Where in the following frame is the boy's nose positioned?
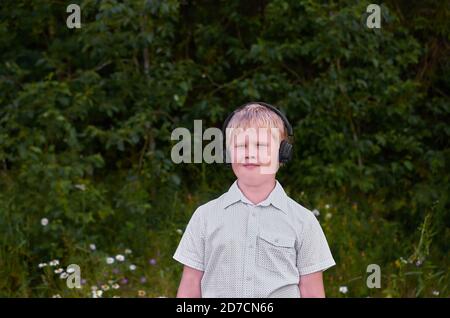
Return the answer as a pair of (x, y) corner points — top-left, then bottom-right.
(245, 147), (258, 162)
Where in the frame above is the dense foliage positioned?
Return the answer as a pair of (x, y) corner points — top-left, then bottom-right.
(0, 0), (448, 297)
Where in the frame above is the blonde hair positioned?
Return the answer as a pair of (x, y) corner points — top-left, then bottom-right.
(225, 103), (288, 141)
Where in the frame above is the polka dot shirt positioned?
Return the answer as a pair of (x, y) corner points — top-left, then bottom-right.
(173, 180), (336, 297)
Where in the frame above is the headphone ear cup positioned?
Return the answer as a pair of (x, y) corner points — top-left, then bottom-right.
(279, 140), (293, 163)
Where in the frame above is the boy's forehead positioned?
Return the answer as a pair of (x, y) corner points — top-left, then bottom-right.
(228, 127), (281, 141)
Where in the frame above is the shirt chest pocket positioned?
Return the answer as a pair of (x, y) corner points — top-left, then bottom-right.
(256, 230), (297, 274)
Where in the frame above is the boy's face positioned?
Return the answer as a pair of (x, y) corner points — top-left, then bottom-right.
(228, 127), (281, 185)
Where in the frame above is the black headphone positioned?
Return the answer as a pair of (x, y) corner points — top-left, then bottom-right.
(222, 101), (294, 164)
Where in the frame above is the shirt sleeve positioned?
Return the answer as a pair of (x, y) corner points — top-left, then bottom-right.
(296, 212), (336, 276)
(173, 207), (205, 271)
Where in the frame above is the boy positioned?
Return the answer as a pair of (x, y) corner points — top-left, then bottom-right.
(173, 102), (335, 298)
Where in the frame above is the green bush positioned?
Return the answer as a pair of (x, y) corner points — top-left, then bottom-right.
(0, 0), (448, 297)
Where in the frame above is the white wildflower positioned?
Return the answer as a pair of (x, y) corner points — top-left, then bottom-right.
(339, 286), (348, 294)
(312, 209), (320, 217)
(101, 284), (110, 291)
(129, 264), (136, 271)
(74, 184), (86, 191)
(60, 272), (69, 279)
(115, 254), (125, 262)
(89, 244), (96, 251)
(92, 290), (103, 298)
(49, 260), (59, 266)
(106, 257), (114, 264)
(41, 218), (49, 226)
(54, 268), (64, 274)
(38, 263), (47, 268)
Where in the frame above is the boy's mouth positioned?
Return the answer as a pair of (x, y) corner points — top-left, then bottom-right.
(242, 163), (260, 168)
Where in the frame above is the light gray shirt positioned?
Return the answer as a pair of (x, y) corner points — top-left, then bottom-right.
(173, 180), (336, 298)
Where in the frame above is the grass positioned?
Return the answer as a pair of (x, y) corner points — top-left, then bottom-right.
(0, 172), (448, 298)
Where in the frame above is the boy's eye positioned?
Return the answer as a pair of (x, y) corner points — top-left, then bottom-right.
(235, 144), (267, 148)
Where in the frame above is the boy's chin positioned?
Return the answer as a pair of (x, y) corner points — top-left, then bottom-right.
(243, 163), (278, 173)
(233, 166), (277, 183)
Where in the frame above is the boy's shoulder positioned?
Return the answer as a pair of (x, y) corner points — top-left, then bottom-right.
(285, 195), (320, 223)
(192, 192), (229, 217)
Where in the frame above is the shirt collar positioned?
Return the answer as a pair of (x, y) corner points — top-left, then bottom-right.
(221, 180), (288, 214)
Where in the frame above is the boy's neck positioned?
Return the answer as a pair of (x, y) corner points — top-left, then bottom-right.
(236, 178), (276, 205)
